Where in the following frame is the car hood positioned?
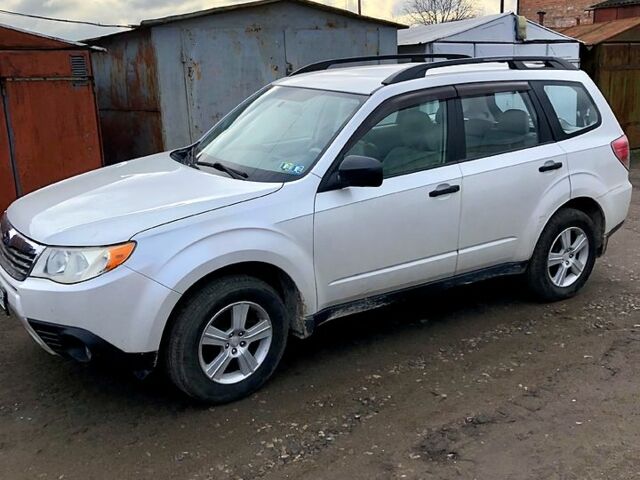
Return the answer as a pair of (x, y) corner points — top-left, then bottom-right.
(7, 152), (282, 246)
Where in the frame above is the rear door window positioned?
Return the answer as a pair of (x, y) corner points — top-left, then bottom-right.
(460, 90), (541, 160)
(543, 83), (600, 136)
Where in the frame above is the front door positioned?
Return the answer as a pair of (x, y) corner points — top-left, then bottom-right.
(314, 89), (462, 310)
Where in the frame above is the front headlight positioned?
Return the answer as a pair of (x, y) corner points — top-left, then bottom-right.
(31, 242), (136, 284)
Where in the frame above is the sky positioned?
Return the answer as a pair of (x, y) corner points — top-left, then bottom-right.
(0, 0), (518, 41)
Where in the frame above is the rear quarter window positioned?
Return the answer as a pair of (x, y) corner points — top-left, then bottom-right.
(543, 83), (600, 136)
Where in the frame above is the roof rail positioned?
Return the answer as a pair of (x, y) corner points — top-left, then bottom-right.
(289, 53), (471, 76)
(382, 56), (577, 85)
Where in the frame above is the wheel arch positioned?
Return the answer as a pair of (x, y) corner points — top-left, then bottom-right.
(555, 197), (606, 253)
(160, 261), (313, 356)
(526, 196), (606, 263)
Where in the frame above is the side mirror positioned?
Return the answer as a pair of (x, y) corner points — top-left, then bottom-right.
(338, 155), (383, 188)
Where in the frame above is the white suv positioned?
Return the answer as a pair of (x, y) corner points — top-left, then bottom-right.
(0, 55), (632, 403)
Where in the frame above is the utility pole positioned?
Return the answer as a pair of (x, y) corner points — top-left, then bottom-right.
(358, 0), (362, 15)
(500, 0), (505, 13)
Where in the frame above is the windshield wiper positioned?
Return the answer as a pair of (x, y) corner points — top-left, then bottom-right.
(196, 161), (248, 180)
(178, 144), (248, 180)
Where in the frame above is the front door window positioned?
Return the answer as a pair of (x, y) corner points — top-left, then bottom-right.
(344, 99), (448, 178)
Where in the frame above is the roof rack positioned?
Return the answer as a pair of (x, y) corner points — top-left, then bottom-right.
(289, 53), (471, 76)
(382, 56), (577, 85)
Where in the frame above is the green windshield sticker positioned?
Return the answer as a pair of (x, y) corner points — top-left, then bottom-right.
(280, 162), (305, 175)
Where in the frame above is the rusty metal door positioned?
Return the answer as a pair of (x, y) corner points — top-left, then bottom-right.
(181, 27), (287, 142)
(0, 88), (16, 211)
(1, 78), (103, 197)
(282, 27), (381, 71)
(0, 47), (103, 212)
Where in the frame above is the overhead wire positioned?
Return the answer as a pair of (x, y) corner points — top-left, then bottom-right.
(0, 9), (134, 28)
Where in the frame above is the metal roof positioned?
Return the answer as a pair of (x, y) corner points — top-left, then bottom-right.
(558, 17), (640, 44)
(590, 0), (640, 9)
(398, 13), (576, 46)
(140, 0), (406, 29)
(0, 22), (103, 50)
(399, 14), (508, 45)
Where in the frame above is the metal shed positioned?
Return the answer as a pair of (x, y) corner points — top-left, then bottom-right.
(398, 13), (580, 64)
(0, 24), (103, 212)
(88, 0), (404, 164)
(559, 17), (640, 147)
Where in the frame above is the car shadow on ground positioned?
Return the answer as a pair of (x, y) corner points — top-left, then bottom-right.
(288, 275), (529, 356)
(45, 275), (531, 410)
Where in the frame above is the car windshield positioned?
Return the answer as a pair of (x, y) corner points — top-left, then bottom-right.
(192, 86), (366, 182)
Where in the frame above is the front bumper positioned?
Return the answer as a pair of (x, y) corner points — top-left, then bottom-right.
(0, 263), (181, 358)
(28, 319), (157, 376)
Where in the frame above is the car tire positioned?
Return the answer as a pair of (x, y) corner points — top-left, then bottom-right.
(526, 208), (597, 302)
(164, 275), (289, 403)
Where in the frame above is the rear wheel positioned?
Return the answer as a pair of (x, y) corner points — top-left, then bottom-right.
(526, 208), (597, 302)
(164, 275), (289, 403)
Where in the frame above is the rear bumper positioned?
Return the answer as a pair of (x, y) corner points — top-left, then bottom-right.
(599, 181), (632, 234)
(597, 181), (632, 256)
(599, 220), (625, 256)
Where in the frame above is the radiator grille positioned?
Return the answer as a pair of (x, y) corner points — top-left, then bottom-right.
(0, 214), (42, 281)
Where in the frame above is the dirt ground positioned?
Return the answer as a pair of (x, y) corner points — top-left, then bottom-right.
(1, 164), (639, 480)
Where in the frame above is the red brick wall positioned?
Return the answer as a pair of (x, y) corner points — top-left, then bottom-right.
(594, 6), (640, 22)
(519, 0), (594, 28)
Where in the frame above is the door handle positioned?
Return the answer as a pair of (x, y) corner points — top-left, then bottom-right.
(429, 184), (460, 197)
(539, 161), (563, 173)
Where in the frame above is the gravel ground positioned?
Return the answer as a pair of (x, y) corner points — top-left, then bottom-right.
(0, 162), (639, 480)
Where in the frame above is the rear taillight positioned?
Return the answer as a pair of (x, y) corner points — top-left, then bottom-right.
(612, 134), (630, 170)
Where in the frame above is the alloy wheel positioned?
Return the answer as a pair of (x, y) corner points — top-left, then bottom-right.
(547, 227), (590, 288)
(198, 301), (273, 385)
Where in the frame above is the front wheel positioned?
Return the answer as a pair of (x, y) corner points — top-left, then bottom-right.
(164, 275), (289, 403)
(526, 208), (597, 302)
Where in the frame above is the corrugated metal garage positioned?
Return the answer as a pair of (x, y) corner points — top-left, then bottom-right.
(398, 13), (580, 64)
(88, 0), (404, 164)
(0, 24), (103, 213)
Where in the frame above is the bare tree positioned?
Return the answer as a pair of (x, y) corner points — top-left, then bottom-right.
(403, 0), (477, 25)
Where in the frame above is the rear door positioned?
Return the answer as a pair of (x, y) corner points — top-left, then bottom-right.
(455, 82), (571, 274)
(533, 80), (631, 234)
